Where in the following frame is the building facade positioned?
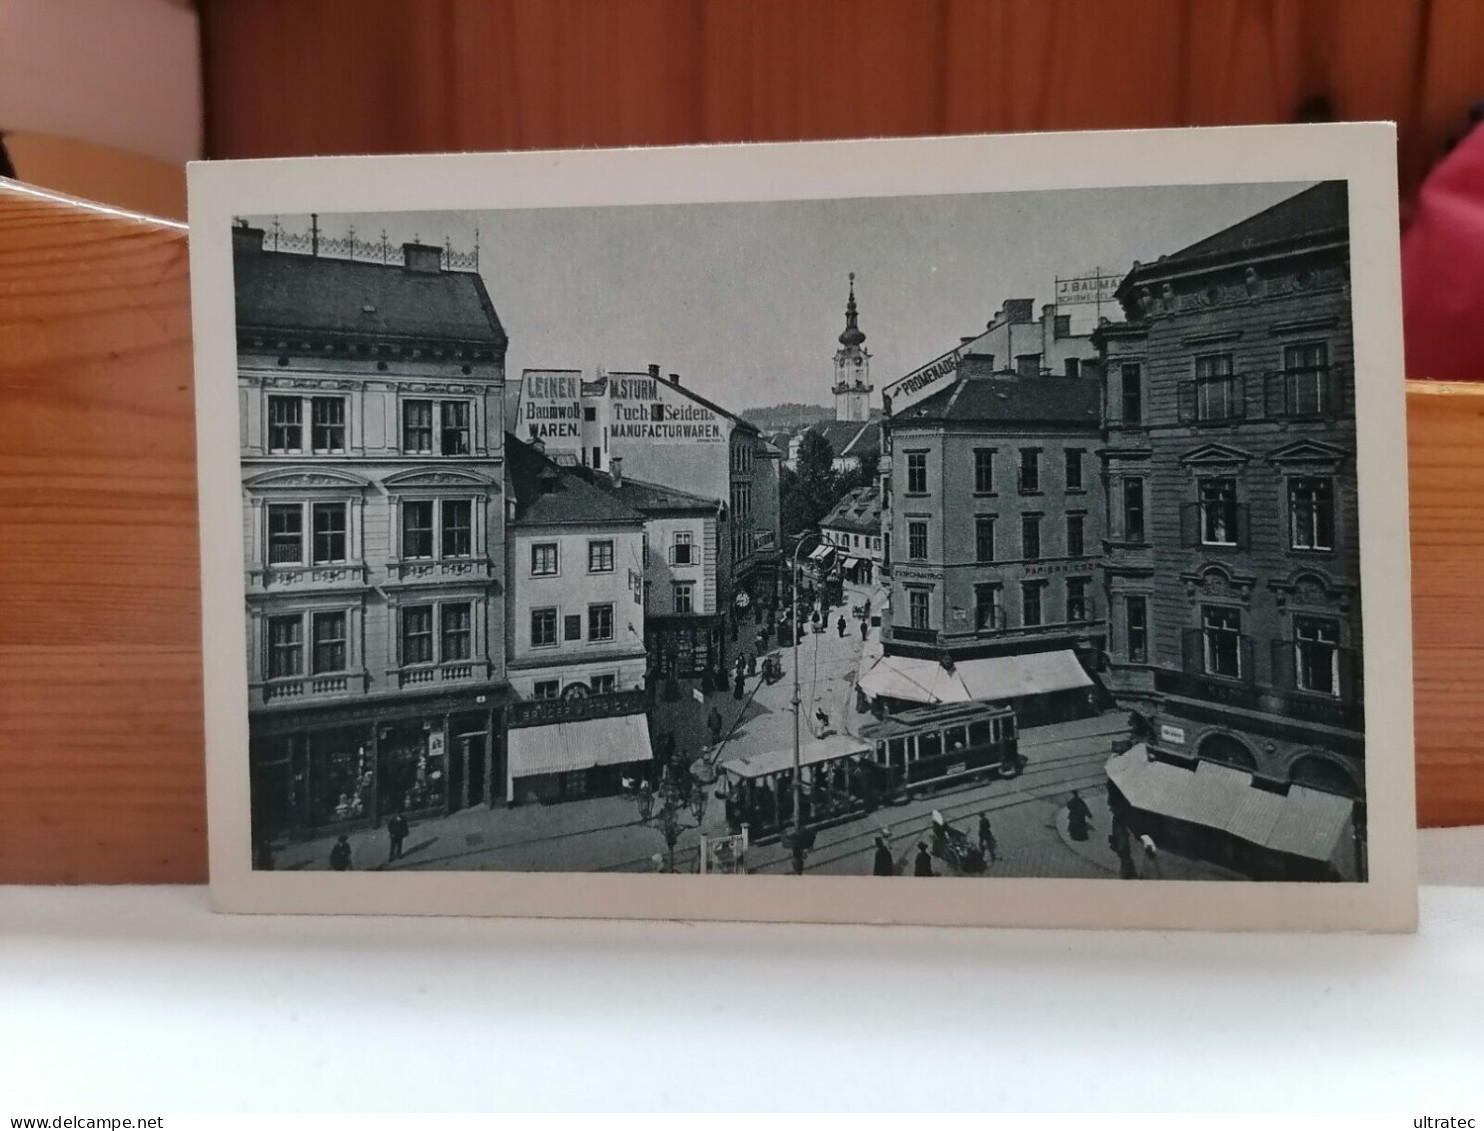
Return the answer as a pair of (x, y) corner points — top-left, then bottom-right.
(881, 373), (1106, 674)
(236, 224), (510, 839)
(820, 485), (884, 585)
(1095, 182), (1363, 824)
(573, 460), (725, 678)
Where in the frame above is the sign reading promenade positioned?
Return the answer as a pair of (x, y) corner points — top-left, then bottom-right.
(883, 347), (962, 414)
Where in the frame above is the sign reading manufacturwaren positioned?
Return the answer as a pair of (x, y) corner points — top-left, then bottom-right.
(521, 371), (583, 441)
(1055, 273), (1123, 306)
(609, 374), (724, 442)
(883, 347), (962, 412)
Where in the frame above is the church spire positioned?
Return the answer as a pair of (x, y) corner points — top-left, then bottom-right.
(839, 272), (866, 348)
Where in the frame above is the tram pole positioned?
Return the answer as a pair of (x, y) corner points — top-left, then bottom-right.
(790, 531), (820, 876)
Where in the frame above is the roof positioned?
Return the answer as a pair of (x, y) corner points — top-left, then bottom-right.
(1107, 745), (1354, 866)
(807, 419), (882, 459)
(569, 465), (720, 515)
(721, 734), (869, 781)
(1122, 182), (1348, 292)
(234, 244), (506, 347)
(509, 713), (652, 778)
(856, 655), (971, 706)
(607, 371), (760, 436)
(821, 485), (883, 534)
(892, 376), (1101, 426)
(505, 433), (646, 528)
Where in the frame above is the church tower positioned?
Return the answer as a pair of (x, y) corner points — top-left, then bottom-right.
(832, 273), (872, 422)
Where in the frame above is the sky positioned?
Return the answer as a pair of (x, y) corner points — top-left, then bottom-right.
(248, 181), (1308, 411)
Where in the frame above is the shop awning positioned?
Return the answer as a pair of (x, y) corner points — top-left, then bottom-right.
(841, 556), (862, 569)
(508, 713), (653, 780)
(856, 655), (971, 705)
(955, 649), (1092, 701)
(808, 544), (836, 562)
(721, 734), (870, 781)
(1107, 745), (1354, 865)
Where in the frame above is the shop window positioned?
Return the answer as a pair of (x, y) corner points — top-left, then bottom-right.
(533, 680), (560, 700)
(591, 674), (618, 695)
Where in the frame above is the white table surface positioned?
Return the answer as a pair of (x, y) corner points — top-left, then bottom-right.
(3, 827), (1483, 1114)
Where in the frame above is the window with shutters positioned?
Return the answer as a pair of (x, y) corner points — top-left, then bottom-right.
(1289, 477), (1335, 551)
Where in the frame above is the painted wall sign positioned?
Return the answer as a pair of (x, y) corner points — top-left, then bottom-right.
(883, 347), (962, 409)
(1159, 724), (1187, 746)
(1055, 274), (1122, 306)
(609, 376), (724, 442)
(520, 371), (583, 441)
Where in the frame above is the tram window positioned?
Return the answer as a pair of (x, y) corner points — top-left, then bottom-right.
(906, 738), (918, 763)
(968, 719), (992, 746)
(889, 738), (906, 767)
(946, 726), (968, 751)
(919, 731), (943, 761)
(876, 741), (887, 765)
(1003, 717), (1016, 740)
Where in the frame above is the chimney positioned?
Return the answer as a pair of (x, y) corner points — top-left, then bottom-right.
(610, 456), (623, 487)
(403, 242), (443, 274)
(232, 220), (265, 256)
(647, 363), (660, 380)
(1053, 314), (1072, 339)
(669, 373), (681, 386)
(1042, 303), (1056, 325)
(1004, 298), (1035, 324)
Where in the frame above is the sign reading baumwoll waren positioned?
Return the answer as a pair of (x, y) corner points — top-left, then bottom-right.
(608, 373), (724, 443)
(520, 370), (584, 441)
(1055, 273), (1123, 306)
(882, 347), (962, 413)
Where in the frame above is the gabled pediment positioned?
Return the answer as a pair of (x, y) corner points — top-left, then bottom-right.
(244, 468), (371, 491)
(1267, 439), (1349, 468)
(1179, 442), (1253, 467)
(383, 467), (495, 489)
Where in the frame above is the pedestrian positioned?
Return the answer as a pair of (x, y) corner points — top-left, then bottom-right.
(1140, 832), (1162, 879)
(872, 836), (894, 877)
(860, 618), (869, 641)
(1066, 789), (1093, 843)
(329, 835), (352, 872)
(836, 615), (846, 637)
(732, 669), (745, 700)
(977, 812), (999, 863)
(387, 812), (409, 862)
(913, 841), (935, 877)
(747, 652), (758, 677)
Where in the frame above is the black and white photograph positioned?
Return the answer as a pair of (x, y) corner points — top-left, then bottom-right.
(189, 128), (1416, 927)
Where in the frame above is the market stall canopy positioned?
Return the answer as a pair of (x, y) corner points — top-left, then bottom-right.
(856, 655), (971, 705)
(721, 734), (869, 781)
(1107, 745), (1354, 866)
(508, 713), (653, 779)
(955, 650), (1092, 701)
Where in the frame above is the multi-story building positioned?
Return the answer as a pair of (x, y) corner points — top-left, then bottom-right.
(1095, 181), (1363, 878)
(879, 370), (1106, 718)
(510, 363), (783, 641)
(819, 485), (884, 586)
(235, 224), (510, 838)
(502, 434), (652, 803)
(573, 458), (725, 678)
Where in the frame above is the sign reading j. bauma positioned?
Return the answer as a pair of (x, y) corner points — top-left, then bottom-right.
(1055, 273), (1122, 306)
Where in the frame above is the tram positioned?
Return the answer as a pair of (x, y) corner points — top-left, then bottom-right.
(858, 701), (1022, 799)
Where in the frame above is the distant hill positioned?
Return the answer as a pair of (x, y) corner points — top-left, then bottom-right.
(738, 402), (835, 430)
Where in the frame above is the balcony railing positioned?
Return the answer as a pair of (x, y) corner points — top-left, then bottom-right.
(261, 671), (367, 703)
(390, 557), (491, 582)
(258, 561), (368, 588)
(1154, 638), (1363, 730)
(1270, 638), (1360, 703)
(395, 661), (483, 689)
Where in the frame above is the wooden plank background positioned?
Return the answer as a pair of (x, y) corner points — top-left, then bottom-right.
(197, 0), (1484, 203)
(4, 0), (1484, 882)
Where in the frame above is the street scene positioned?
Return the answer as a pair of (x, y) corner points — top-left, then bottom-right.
(238, 180), (1366, 884)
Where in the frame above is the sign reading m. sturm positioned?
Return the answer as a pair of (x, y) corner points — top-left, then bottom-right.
(609, 375), (723, 442)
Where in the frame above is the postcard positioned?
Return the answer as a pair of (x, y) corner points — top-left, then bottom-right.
(188, 125), (1415, 929)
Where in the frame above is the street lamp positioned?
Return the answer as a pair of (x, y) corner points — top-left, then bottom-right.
(789, 530), (824, 875)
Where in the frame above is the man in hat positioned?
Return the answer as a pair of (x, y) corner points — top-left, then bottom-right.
(913, 841), (935, 877)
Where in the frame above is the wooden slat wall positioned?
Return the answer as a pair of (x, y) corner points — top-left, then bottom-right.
(199, 0), (1481, 201)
